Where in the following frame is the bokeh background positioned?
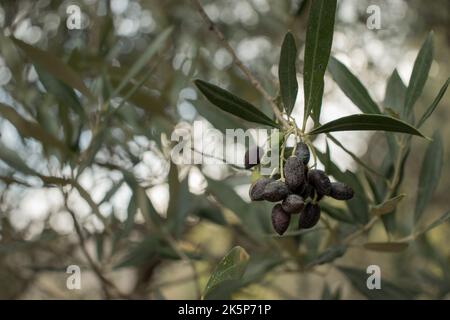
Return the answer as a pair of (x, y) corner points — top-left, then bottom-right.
(0, 0), (449, 299)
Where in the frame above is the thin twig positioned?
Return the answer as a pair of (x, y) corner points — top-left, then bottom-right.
(65, 197), (128, 299)
(190, 0), (290, 129)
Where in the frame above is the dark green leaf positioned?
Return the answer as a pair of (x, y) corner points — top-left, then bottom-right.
(384, 69), (406, 114)
(415, 131), (443, 222)
(320, 202), (354, 223)
(347, 194), (369, 224)
(404, 32), (434, 118)
(195, 80), (279, 128)
(328, 57), (380, 114)
(303, 0), (337, 123)
(279, 32), (298, 115)
(308, 114), (427, 138)
(307, 245), (347, 267)
(35, 65), (85, 119)
(363, 242), (409, 253)
(417, 77), (450, 127)
(167, 162), (194, 237)
(11, 37), (95, 100)
(203, 246), (250, 300)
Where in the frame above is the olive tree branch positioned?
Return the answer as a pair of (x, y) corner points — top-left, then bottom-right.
(190, 0), (290, 130)
(64, 195), (128, 299)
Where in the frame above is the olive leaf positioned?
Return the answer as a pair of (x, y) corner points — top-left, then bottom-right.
(303, 0), (337, 123)
(363, 242), (409, 253)
(420, 210), (450, 235)
(403, 32), (434, 118)
(35, 65), (85, 119)
(371, 194), (406, 216)
(415, 131), (443, 222)
(0, 142), (39, 176)
(308, 114), (427, 138)
(279, 32), (298, 115)
(0, 103), (70, 153)
(417, 77), (450, 128)
(195, 80), (279, 128)
(328, 56), (380, 114)
(112, 27), (173, 96)
(11, 37), (95, 101)
(203, 246), (250, 300)
(384, 69), (406, 115)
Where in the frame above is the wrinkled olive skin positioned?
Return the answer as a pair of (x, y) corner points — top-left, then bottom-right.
(263, 180), (289, 202)
(284, 156), (305, 192)
(295, 142), (310, 165)
(298, 203), (321, 229)
(300, 183), (315, 199)
(249, 178), (273, 201)
(329, 182), (354, 200)
(244, 146), (263, 169)
(281, 194), (305, 214)
(308, 169), (331, 196)
(272, 204), (291, 235)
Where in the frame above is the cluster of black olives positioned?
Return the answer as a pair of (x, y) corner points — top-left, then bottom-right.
(246, 142), (354, 235)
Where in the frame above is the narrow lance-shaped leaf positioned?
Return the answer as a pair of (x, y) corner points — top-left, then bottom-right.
(328, 56), (380, 114)
(371, 194), (406, 216)
(308, 114), (427, 138)
(203, 246), (250, 300)
(303, 0), (337, 123)
(113, 27), (173, 96)
(279, 32), (298, 115)
(0, 103), (70, 153)
(195, 80), (279, 128)
(420, 210), (450, 235)
(35, 65), (85, 119)
(0, 142), (39, 176)
(384, 69), (406, 115)
(415, 131), (443, 222)
(404, 32), (434, 118)
(11, 37), (95, 101)
(417, 77), (450, 128)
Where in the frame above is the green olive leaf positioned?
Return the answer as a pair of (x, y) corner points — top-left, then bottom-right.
(308, 114), (427, 138)
(195, 80), (279, 128)
(279, 32), (298, 115)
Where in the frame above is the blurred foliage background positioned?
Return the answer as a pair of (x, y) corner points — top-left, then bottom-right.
(0, 0), (449, 299)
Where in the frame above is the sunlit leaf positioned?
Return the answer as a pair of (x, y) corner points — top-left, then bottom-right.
(279, 32), (298, 115)
(308, 114), (427, 138)
(203, 246), (249, 300)
(303, 0), (337, 123)
(195, 80), (279, 128)
(328, 57), (380, 114)
(415, 131), (443, 222)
